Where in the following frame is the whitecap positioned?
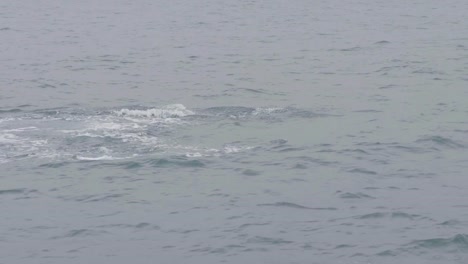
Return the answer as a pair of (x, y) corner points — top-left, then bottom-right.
(75, 155), (124, 161)
(223, 145), (253, 153)
(114, 104), (194, 119)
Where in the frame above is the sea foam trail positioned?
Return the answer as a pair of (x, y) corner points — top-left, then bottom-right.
(0, 104), (270, 164)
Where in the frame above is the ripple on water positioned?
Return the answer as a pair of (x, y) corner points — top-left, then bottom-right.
(83, 160), (144, 170)
(257, 202), (337, 210)
(384, 234), (468, 257)
(0, 188), (28, 195)
(57, 193), (126, 203)
(148, 157), (205, 168)
(438, 220), (462, 226)
(241, 169), (261, 176)
(246, 236), (294, 245)
(96, 223), (160, 231)
(0, 188), (38, 200)
(355, 212), (420, 220)
(199, 106), (329, 121)
(408, 234), (468, 250)
(39, 161), (71, 168)
(51, 229), (109, 239)
(338, 192), (375, 199)
(348, 168), (378, 175)
(0, 108), (22, 113)
(416, 135), (465, 149)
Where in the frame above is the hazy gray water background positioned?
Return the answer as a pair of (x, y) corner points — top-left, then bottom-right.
(1, 0), (468, 263)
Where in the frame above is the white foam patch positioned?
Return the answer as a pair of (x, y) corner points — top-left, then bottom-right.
(75, 155), (122, 161)
(75, 153), (139, 161)
(0, 133), (47, 147)
(114, 104), (194, 119)
(0, 131), (49, 162)
(61, 120), (141, 134)
(0, 133), (21, 144)
(222, 145), (254, 153)
(185, 152), (203, 158)
(0, 117), (16, 124)
(175, 144), (254, 158)
(0, 104), (260, 163)
(252, 107), (284, 115)
(64, 127), (160, 145)
(61, 116), (161, 144)
(86, 122), (125, 130)
(3, 126), (38, 132)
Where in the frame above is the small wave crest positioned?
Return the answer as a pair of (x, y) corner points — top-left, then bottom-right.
(75, 155), (130, 161)
(257, 202), (337, 210)
(380, 234), (468, 257)
(416, 135), (465, 149)
(409, 234), (468, 250)
(199, 106), (327, 121)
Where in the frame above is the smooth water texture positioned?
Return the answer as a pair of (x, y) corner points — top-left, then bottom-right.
(1, 0), (468, 263)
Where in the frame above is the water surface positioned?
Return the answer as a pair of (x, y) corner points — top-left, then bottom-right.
(1, 0), (468, 263)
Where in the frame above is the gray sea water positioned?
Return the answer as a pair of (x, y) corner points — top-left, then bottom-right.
(1, 0), (468, 263)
